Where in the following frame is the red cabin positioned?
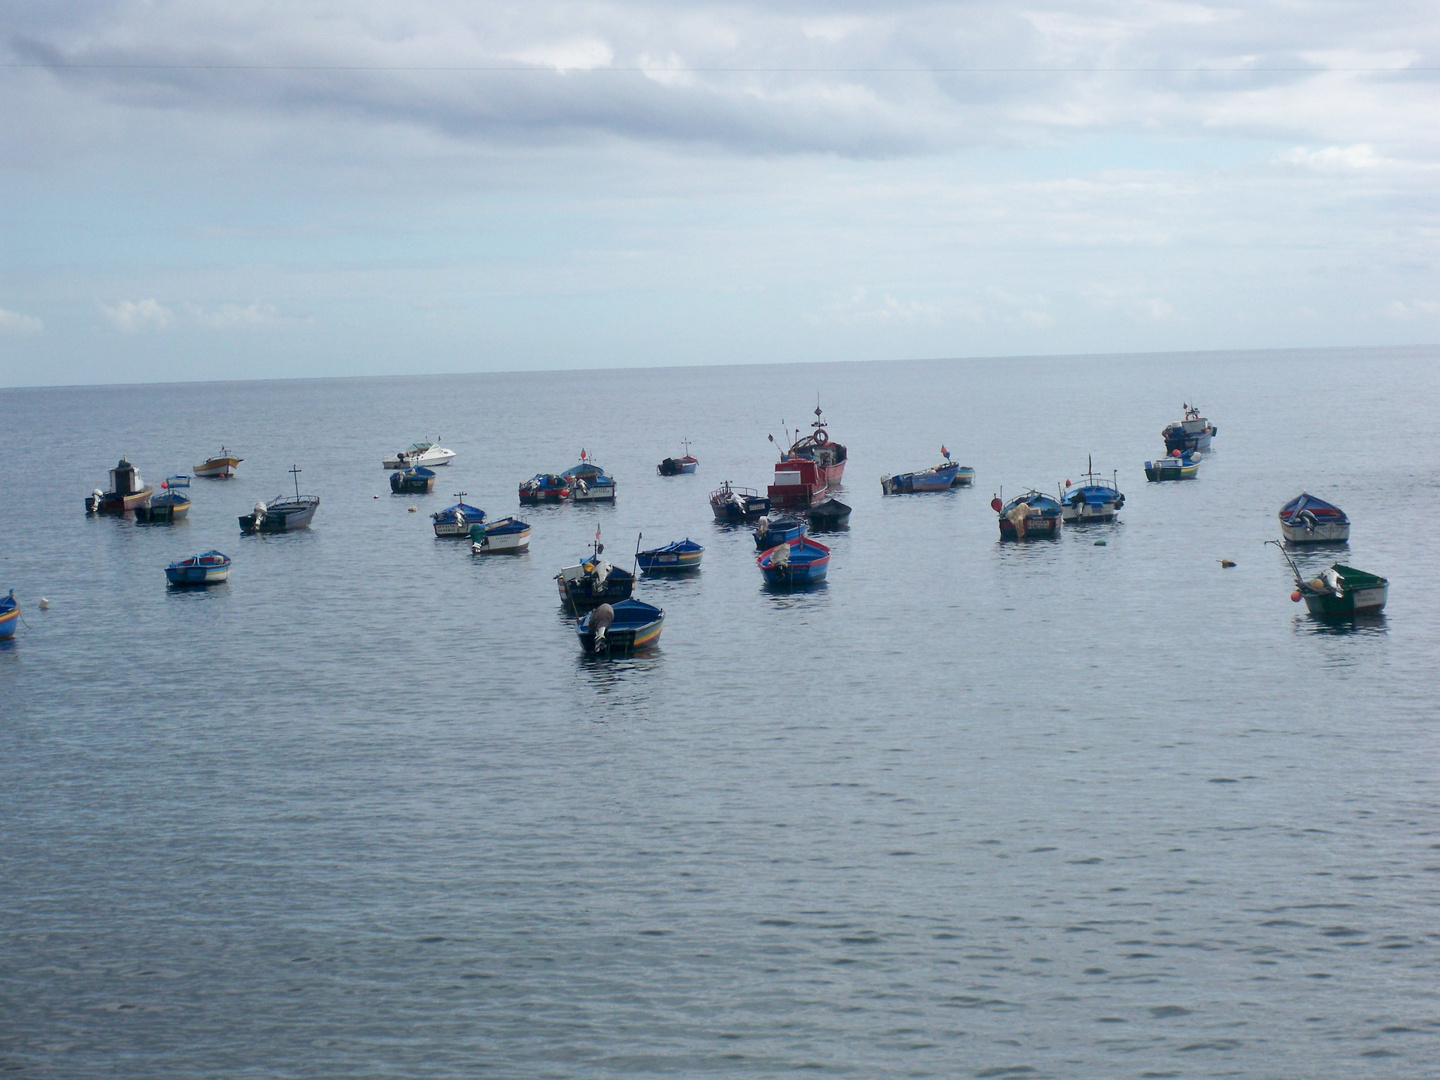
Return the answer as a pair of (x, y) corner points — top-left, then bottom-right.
(767, 457), (827, 509)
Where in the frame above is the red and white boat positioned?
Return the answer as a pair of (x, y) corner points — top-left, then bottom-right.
(767, 455), (828, 510)
(779, 404), (847, 485)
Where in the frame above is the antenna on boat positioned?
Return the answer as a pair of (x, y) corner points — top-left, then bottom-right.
(289, 463), (302, 499)
(633, 531), (642, 579)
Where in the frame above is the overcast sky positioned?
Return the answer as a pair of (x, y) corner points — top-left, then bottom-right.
(2, 1), (1438, 386)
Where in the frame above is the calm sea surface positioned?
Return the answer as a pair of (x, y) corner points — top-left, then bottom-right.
(2, 348), (1439, 1078)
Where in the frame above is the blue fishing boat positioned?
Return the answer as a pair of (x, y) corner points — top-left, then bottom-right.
(1060, 457), (1124, 523)
(576, 599), (665, 655)
(557, 533), (636, 612)
(1144, 452), (1200, 482)
(470, 516), (531, 553)
(752, 514), (806, 549)
(882, 454), (960, 495)
(563, 451), (617, 503)
(165, 550), (231, 586)
(519, 473), (570, 504)
(1279, 492), (1349, 544)
(993, 489), (1062, 539)
(0, 590), (18, 638)
(390, 465), (436, 494)
(432, 493), (485, 537)
(757, 535), (831, 586)
(710, 482), (770, 522)
(636, 538), (704, 573)
(135, 476), (193, 523)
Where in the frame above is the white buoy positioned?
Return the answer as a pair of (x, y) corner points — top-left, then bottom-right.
(38, 598), (50, 610)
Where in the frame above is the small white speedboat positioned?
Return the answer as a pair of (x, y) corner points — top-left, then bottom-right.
(382, 441), (456, 469)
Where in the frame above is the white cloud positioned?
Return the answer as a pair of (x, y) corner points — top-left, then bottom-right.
(1386, 299), (1440, 318)
(185, 302), (296, 329)
(0, 308), (43, 335)
(1281, 144), (1383, 170)
(1144, 297), (1175, 320)
(103, 298), (174, 332)
(507, 39), (614, 72)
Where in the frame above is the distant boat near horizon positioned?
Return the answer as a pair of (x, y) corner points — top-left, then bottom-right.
(194, 447), (242, 479)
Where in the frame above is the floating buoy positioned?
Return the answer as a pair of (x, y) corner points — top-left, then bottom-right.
(1220, 559), (1236, 568)
(408, 506), (417, 513)
(38, 598), (50, 610)
(1094, 539), (1106, 546)
(373, 494), (379, 499)
(1290, 590), (1302, 602)
(1171, 448), (1181, 457)
(990, 497), (1003, 512)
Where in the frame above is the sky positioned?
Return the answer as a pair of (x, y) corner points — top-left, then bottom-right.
(2, 0), (1438, 387)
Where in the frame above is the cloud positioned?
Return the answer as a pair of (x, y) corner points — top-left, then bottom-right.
(0, 308), (43, 335)
(1385, 299), (1439, 318)
(103, 298), (174, 332)
(185, 302), (302, 329)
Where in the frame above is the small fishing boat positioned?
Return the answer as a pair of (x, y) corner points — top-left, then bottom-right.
(576, 599), (665, 655)
(952, 465), (976, 487)
(776, 403), (847, 484)
(556, 535), (636, 612)
(564, 452), (618, 503)
(882, 451), (961, 495)
(1162, 404), (1217, 454)
(193, 446), (242, 479)
(519, 473), (571, 504)
(752, 514), (806, 549)
(165, 550), (231, 586)
(657, 440), (698, 476)
(807, 497), (852, 529)
(470, 516), (531, 554)
(1279, 492), (1350, 544)
(710, 482), (770, 522)
(767, 456), (828, 510)
(757, 535), (831, 586)
(1060, 458), (1124, 523)
(994, 489), (1062, 539)
(390, 466), (436, 494)
(432, 493), (485, 537)
(636, 538), (704, 573)
(382, 441), (455, 470)
(0, 590), (18, 639)
(135, 476), (192, 523)
(239, 465), (320, 533)
(86, 458), (154, 515)
(1271, 543), (1387, 618)
(1144, 451), (1200, 482)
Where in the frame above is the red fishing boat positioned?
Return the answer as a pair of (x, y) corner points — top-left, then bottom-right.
(767, 456), (828, 510)
(776, 404), (847, 485)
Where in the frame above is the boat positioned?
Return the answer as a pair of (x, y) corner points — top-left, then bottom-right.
(1060, 457), (1124, 523)
(382, 441), (455, 470)
(709, 482), (770, 522)
(1271, 543), (1387, 618)
(576, 599), (665, 655)
(389, 466), (436, 494)
(519, 473), (571, 504)
(135, 476), (192, 523)
(636, 538), (704, 573)
(239, 465), (320, 533)
(807, 497), (852, 529)
(564, 451), (617, 503)
(993, 489), (1063, 539)
(86, 458), (154, 514)
(950, 456), (976, 487)
(1162, 404), (1217, 454)
(767, 455), (827, 510)
(752, 514), (806, 549)
(1144, 451), (1200, 481)
(470, 516), (532, 554)
(882, 452), (961, 495)
(0, 590), (18, 639)
(432, 493), (485, 537)
(165, 550), (231, 586)
(1279, 492), (1350, 544)
(556, 534), (636, 612)
(193, 446), (242, 479)
(657, 440), (698, 476)
(757, 535), (831, 586)
(776, 403), (847, 484)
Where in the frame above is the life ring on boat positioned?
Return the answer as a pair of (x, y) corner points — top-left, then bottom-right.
(814, 429), (829, 445)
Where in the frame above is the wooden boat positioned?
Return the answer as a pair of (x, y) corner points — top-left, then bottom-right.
(807, 497), (851, 529)
(470, 516), (531, 554)
(165, 550), (231, 586)
(382, 441), (455, 469)
(564, 452), (617, 503)
(135, 477), (192, 523)
(636, 538), (703, 573)
(1271, 543), (1386, 618)
(239, 465), (320, 533)
(86, 458), (154, 514)
(390, 466), (436, 494)
(710, 482), (770, 522)
(519, 473), (570, 504)
(1279, 492), (1350, 544)
(657, 439), (698, 476)
(193, 446), (242, 479)
(777, 403), (847, 484)
(758, 535), (831, 586)
(0, 590), (18, 639)
(952, 465), (976, 487)
(1060, 458), (1124, 523)
(882, 454), (960, 495)
(1144, 452), (1200, 482)
(557, 535), (636, 612)
(576, 599), (665, 655)
(767, 456), (827, 510)
(432, 494), (485, 537)
(994, 489), (1062, 539)
(752, 515), (806, 549)
(1162, 404), (1217, 454)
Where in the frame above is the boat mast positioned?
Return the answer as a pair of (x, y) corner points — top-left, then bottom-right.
(289, 464), (302, 500)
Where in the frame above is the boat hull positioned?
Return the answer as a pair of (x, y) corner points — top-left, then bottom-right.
(710, 486), (770, 522)
(882, 467), (956, 495)
(1281, 521), (1350, 544)
(383, 448), (454, 469)
(571, 484), (617, 503)
(577, 602), (665, 655)
(135, 498), (191, 523)
(757, 537), (831, 586)
(1061, 504), (1119, 523)
(0, 602), (18, 638)
(240, 498), (318, 533)
(1145, 460), (1199, 481)
(1303, 583), (1387, 617)
(752, 518), (806, 549)
(952, 468), (975, 487)
(165, 564), (230, 585)
(807, 497), (851, 528)
(432, 519), (474, 537)
(470, 518), (531, 553)
(390, 471), (436, 494)
(998, 515), (1061, 539)
(87, 486), (154, 515)
(636, 541), (703, 572)
(194, 457), (240, 478)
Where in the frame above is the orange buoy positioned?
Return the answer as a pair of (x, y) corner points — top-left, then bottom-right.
(1290, 590), (1302, 602)
(1171, 448), (1181, 457)
(990, 497), (1004, 512)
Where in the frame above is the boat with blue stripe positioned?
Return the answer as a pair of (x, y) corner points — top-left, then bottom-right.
(636, 538), (704, 573)
(432, 493), (485, 537)
(564, 451), (617, 502)
(1144, 452), (1200, 482)
(1060, 458), (1124, 523)
(757, 535), (831, 586)
(470, 516), (531, 553)
(576, 599), (665, 655)
(165, 550), (231, 586)
(994, 489), (1062, 539)
(752, 515), (806, 549)
(390, 465), (436, 494)
(0, 590), (18, 638)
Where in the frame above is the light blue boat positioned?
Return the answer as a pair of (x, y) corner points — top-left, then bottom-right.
(165, 550), (231, 586)
(757, 536), (831, 587)
(752, 515), (806, 549)
(0, 589), (18, 638)
(636, 538), (704, 573)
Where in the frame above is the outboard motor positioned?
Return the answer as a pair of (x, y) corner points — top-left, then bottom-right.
(253, 501), (267, 527)
(590, 603), (615, 652)
(87, 488), (103, 513)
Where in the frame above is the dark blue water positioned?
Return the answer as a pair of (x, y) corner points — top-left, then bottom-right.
(3, 348), (1438, 1078)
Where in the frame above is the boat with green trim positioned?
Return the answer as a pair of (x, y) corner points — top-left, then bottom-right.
(1271, 542), (1387, 618)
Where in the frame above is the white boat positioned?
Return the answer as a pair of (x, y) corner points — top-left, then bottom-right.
(382, 441), (456, 470)
(470, 516), (532, 554)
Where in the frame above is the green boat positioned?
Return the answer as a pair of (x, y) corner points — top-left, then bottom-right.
(1271, 543), (1388, 618)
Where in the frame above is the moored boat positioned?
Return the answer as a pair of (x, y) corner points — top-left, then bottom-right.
(1144, 452), (1200, 482)
(564, 452), (617, 503)
(1279, 492), (1350, 544)
(636, 538), (704, 573)
(1060, 457), (1124, 523)
(1162, 404), (1217, 454)
(193, 447), (242, 479)
(767, 456), (827, 510)
(382, 441), (455, 470)
(952, 465), (976, 487)
(757, 535), (831, 586)
(994, 490), (1062, 539)
(657, 439), (698, 476)
(556, 535), (636, 612)
(710, 482), (770, 522)
(165, 550), (231, 586)
(470, 516), (531, 554)
(0, 590), (18, 638)
(239, 465), (320, 533)
(807, 497), (852, 529)
(778, 403), (847, 484)
(752, 514), (806, 549)
(882, 452), (960, 495)
(390, 466), (436, 494)
(1271, 543), (1386, 618)
(135, 476), (193, 523)
(86, 458), (154, 515)
(432, 493), (485, 537)
(576, 600), (665, 655)
(519, 473), (571, 504)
